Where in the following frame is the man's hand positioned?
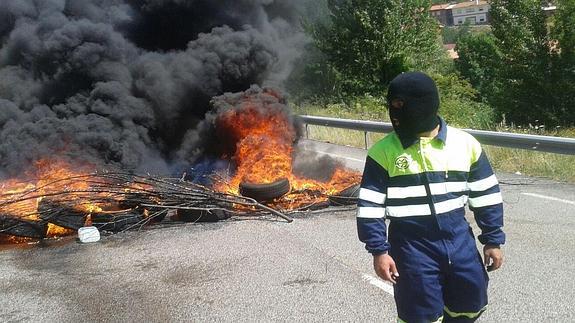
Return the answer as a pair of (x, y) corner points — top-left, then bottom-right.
(373, 253), (399, 284)
(483, 244), (503, 272)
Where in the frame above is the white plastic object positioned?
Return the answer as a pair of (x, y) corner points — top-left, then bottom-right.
(78, 226), (100, 243)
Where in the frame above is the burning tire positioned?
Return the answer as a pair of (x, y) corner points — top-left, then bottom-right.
(239, 178), (290, 201)
(329, 183), (360, 206)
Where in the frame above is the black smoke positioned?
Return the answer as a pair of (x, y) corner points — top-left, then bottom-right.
(0, 0), (311, 178)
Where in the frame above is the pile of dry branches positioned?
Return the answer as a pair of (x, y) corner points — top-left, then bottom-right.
(0, 172), (356, 239)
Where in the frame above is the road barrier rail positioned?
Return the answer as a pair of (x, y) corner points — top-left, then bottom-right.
(296, 115), (575, 155)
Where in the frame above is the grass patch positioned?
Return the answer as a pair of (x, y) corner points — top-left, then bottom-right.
(294, 95), (389, 122)
(486, 125), (575, 183)
(302, 125), (385, 148)
(484, 146), (575, 183)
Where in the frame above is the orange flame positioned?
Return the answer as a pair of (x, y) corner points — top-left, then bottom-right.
(0, 158), (159, 243)
(0, 159), (120, 241)
(216, 103), (296, 192)
(1, 90), (362, 242)
(214, 95), (361, 208)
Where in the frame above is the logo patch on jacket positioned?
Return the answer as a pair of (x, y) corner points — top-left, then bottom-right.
(395, 155), (412, 170)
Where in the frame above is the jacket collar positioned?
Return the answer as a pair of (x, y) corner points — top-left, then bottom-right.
(397, 117), (447, 149)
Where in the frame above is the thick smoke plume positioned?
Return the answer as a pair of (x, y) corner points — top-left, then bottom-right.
(0, 0), (310, 178)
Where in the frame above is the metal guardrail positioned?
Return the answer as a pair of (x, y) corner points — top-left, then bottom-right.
(296, 115), (575, 155)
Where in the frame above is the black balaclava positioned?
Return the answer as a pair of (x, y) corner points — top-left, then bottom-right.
(386, 71), (440, 141)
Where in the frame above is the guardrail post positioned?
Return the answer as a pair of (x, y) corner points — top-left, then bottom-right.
(364, 131), (369, 149)
(305, 124), (309, 139)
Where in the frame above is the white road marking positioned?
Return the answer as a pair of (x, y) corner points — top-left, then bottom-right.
(362, 273), (394, 296)
(521, 193), (575, 206)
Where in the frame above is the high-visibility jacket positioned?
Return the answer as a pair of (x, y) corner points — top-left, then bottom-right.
(357, 118), (505, 321)
(357, 118), (505, 255)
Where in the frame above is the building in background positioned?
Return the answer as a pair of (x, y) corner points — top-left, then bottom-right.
(451, 0), (490, 25)
(430, 3), (455, 26)
(430, 1), (490, 26)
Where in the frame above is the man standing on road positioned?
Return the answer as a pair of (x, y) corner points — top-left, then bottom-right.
(356, 71), (505, 322)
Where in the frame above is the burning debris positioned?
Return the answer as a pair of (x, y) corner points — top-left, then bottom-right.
(190, 86), (362, 209)
(0, 86), (362, 243)
(0, 157), (359, 243)
(0, 1), (361, 243)
(0, 160), (282, 240)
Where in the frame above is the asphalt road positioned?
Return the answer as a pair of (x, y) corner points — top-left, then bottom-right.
(1, 140), (574, 322)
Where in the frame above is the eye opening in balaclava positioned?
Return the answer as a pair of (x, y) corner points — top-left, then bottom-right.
(386, 71), (440, 140)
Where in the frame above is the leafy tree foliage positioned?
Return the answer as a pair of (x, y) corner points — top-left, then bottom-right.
(441, 23), (472, 44)
(309, 0), (444, 95)
(553, 0), (575, 60)
(456, 0), (575, 126)
(455, 33), (504, 107)
(433, 72), (496, 129)
(550, 0), (575, 125)
(287, 0), (494, 130)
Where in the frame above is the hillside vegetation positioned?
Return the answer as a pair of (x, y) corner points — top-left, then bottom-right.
(287, 0), (574, 182)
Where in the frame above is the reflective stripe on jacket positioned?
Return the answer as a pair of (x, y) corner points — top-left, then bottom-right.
(356, 118), (505, 255)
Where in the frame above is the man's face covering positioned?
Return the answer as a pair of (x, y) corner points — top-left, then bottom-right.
(386, 72), (440, 139)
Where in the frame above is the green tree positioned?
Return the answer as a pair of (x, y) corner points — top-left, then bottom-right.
(552, 0), (575, 59)
(455, 33), (504, 108)
(309, 0), (444, 95)
(441, 22), (472, 44)
(489, 0), (556, 124)
(457, 0), (575, 126)
(433, 72), (496, 129)
(549, 0), (575, 124)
